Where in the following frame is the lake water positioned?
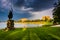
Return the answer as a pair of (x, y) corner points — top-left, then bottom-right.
(0, 22), (43, 29)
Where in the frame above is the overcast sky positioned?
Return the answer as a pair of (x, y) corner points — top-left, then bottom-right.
(0, 0), (58, 21)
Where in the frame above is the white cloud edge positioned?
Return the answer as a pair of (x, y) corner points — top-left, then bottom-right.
(1, 0), (54, 20)
(28, 7), (54, 20)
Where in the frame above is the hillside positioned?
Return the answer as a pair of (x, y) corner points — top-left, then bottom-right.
(0, 27), (60, 40)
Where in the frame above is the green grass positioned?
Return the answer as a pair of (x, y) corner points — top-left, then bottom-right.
(0, 27), (60, 40)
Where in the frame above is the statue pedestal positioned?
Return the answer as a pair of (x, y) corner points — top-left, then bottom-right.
(5, 20), (15, 31)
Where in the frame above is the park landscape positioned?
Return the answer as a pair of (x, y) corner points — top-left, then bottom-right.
(0, 0), (60, 40)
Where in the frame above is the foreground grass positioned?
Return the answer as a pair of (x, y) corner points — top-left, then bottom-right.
(0, 27), (60, 40)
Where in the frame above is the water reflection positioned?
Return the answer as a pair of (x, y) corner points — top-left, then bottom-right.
(0, 22), (43, 29)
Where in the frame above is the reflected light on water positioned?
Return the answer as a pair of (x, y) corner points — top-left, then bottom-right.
(0, 22), (43, 29)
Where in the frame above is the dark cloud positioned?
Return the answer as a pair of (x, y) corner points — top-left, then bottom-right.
(25, 0), (56, 11)
(10, 0), (57, 11)
(0, 0), (57, 21)
(10, 0), (24, 7)
(13, 11), (33, 20)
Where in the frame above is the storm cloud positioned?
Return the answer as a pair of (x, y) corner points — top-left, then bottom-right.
(0, 0), (58, 21)
(10, 0), (57, 11)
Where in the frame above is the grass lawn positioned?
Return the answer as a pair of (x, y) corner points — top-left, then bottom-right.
(0, 27), (60, 40)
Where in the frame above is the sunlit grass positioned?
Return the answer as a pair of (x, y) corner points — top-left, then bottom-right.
(22, 28), (27, 31)
(16, 21), (53, 25)
(0, 27), (60, 40)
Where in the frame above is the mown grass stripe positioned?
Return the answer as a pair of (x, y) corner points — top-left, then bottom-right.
(4, 29), (27, 40)
(0, 27), (60, 40)
(29, 28), (41, 40)
(48, 33), (60, 40)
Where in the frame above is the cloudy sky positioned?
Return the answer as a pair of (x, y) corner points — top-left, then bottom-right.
(0, 0), (58, 21)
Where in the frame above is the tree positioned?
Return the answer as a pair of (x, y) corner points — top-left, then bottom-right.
(53, 0), (60, 24)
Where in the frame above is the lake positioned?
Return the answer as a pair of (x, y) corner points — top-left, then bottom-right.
(0, 22), (43, 29)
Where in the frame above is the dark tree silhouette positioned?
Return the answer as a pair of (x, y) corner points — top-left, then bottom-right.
(53, 0), (60, 24)
(8, 9), (13, 20)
